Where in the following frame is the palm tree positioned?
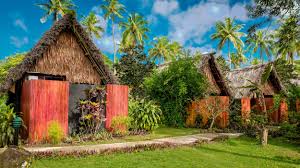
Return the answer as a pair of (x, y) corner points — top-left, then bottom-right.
(169, 41), (183, 59)
(81, 12), (104, 39)
(101, 0), (125, 68)
(246, 30), (272, 63)
(231, 49), (247, 69)
(275, 16), (300, 64)
(149, 37), (173, 64)
(36, 0), (75, 23)
(251, 58), (261, 65)
(119, 13), (149, 49)
(211, 17), (245, 69)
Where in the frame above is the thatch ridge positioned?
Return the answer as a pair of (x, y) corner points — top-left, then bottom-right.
(0, 14), (117, 92)
(226, 62), (286, 99)
(196, 53), (233, 97)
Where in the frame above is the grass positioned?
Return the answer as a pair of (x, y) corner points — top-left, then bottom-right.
(31, 137), (300, 168)
(24, 127), (200, 147)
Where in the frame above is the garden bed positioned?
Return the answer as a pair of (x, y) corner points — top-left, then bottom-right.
(21, 127), (200, 148)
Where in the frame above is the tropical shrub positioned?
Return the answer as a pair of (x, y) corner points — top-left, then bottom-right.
(144, 58), (208, 127)
(111, 116), (131, 136)
(0, 53), (25, 83)
(47, 121), (64, 144)
(78, 87), (106, 134)
(0, 94), (16, 147)
(129, 98), (162, 131)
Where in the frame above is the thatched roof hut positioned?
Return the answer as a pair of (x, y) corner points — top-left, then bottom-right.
(0, 14), (117, 92)
(226, 63), (286, 99)
(196, 53), (232, 96)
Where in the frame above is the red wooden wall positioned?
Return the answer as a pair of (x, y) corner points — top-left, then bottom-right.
(21, 80), (69, 143)
(186, 96), (230, 128)
(241, 98), (288, 124)
(105, 84), (129, 129)
(241, 97), (251, 124)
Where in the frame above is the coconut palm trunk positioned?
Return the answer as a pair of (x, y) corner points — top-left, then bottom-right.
(228, 41), (231, 69)
(112, 19), (117, 74)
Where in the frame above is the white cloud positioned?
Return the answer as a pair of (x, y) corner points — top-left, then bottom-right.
(14, 19), (27, 32)
(10, 36), (29, 48)
(152, 0), (179, 17)
(168, 0), (249, 46)
(93, 27), (122, 54)
(188, 45), (215, 55)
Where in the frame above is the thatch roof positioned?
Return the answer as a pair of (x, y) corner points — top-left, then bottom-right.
(0, 14), (117, 92)
(196, 53), (232, 97)
(226, 63), (286, 99)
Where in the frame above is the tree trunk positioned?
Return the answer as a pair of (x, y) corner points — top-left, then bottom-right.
(112, 20), (116, 74)
(209, 117), (215, 131)
(260, 48), (263, 64)
(260, 128), (268, 146)
(228, 41), (231, 69)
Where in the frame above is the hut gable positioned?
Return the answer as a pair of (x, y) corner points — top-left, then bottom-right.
(0, 14), (117, 92)
(197, 53), (232, 96)
(31, 31), (102, 84)
(226, 63), (285, 99)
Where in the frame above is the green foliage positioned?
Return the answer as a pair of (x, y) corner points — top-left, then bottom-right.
(47, 121), (64, 144)
(0, 94), (16, 147)
(144, 58), (208, 127)
(149, 36), (183, 63)
(129, 98), (162, 131)
(274, 58), (297, 88)
(115, 45), (154, 98)
(81, 12), (104, 39)
(0, 53), (25, 83)
(119, 13), (149, 49)
(111, 116), (130, 136)
(287, 85), (300, 111)
(36, 0), (75, 23)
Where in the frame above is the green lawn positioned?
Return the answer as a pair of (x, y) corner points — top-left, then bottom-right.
(31, 137), (300, 168)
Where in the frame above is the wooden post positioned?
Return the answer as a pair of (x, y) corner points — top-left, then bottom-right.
(296, 99), (300, 113)
(261, 128), (268, 146)
(241, 98), (251, 125)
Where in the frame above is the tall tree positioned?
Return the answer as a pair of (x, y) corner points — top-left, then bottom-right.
(211, 18), (245, 69)
(149, 37), (183, 64)
(36, 0), (75, 23)
(275, 16), (300, 64)
(115, 45), (154, 98)
(230, 49), (247, 69)
(119, 13), (149, 49)
(101, 0), (125, 70)
(81, 12), (104, 39)
(246, 30), (272, 63)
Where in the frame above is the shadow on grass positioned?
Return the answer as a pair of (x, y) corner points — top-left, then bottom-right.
(200, 146), (300, 165)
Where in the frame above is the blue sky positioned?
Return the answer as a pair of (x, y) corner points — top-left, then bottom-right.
(1, 0), (260, 62)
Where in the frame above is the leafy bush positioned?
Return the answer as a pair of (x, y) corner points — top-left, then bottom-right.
(144, 58), (208, 127)
(115, 45), (154, 98)
(0, 53), (25, 83)
(47, 121), (64, 144)
(78, 87), (106, 134)
(129, 98), (162, 131)
(0, 94), (16, 147)
(111, 116), (131, 136)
